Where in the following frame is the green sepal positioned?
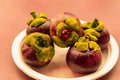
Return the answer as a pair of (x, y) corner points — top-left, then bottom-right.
(30, 18), (46, 27)
(84, 28), (100, 41)
(30, 38), (42, 52)
(74, 37), (101, 52)
(92, 18), (104, 32)
(52, 36), (67, 47)
(75, 37), (89, 51)
(65, 17), (80, 31)
(82, 18), (104, 32)
(75, 41), (89, 52)
(56, 22), (69, 37)
(85, 33), (98, 41)
(27, 12), (47, 27)
(89, 41), (101, 51)
(78, 36), (89, 42)
(24, 33), (51, 51)
(39, 12), (47, 18)
(82, 22), (92, 29)
(36, 46), (54, 62)
(65, 31), (79, 45)
(84, 29), (100, 37)
(52, 31), (79, 47)
(27, 19), (33, 25)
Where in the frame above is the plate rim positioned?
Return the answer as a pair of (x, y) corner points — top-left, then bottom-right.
(11, 29), (119, 80)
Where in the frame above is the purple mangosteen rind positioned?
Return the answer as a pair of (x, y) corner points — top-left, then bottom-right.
(66, 46), (102, 73)
(97, 28), (110, 44)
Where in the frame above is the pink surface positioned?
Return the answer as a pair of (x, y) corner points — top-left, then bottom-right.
(0, 0), (120, 80)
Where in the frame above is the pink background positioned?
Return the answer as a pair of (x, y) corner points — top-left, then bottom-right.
(0, 0), (120, 80)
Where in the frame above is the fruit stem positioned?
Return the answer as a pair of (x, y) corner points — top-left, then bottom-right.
(92, 18), (104, 32)
(28, 12), (47, 27)
(31, 12), (37, 19)
(91, 18), (98, 28)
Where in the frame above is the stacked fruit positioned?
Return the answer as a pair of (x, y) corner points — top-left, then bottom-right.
(21, 12), (110, 73)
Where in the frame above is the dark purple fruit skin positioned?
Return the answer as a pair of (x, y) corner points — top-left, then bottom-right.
(66, 46), (102, 74)
(97, 28), (110, 49)
(26, 19), (51, 35)
(97, 28), (110, 44)
(21, 43), (50, 67)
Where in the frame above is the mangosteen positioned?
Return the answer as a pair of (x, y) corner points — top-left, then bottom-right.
(66, 37), (103, 73)
(50, 12), (83, 47)
(26, 12), (51, 35)
(21, 32), (55, 67)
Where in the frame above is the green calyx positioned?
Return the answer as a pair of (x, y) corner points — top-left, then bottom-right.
(74, 37), (101, 52)
(74, 18), (103, 51)
(82, 18), (104, 32)
(53, 17), (81, 47)
(89, 41), (101, 51)
(27, 12), (47, 28)
(64, 17), (80, 31)
(75, 37), (89, 51)
(92, 18), (104, 31)
(36, 46), (54, 62)
(82, 18), (105, 41)
(24, 32), (54, 62)
(56, 22), (69, 37)
(52, 31), (79, 47)
(38, 12), (47, 18)
(84, 29), (100, 41)
(25, 33), (51, 47)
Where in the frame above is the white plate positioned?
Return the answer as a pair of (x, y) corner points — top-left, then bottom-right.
(12, 28), (119, 80)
